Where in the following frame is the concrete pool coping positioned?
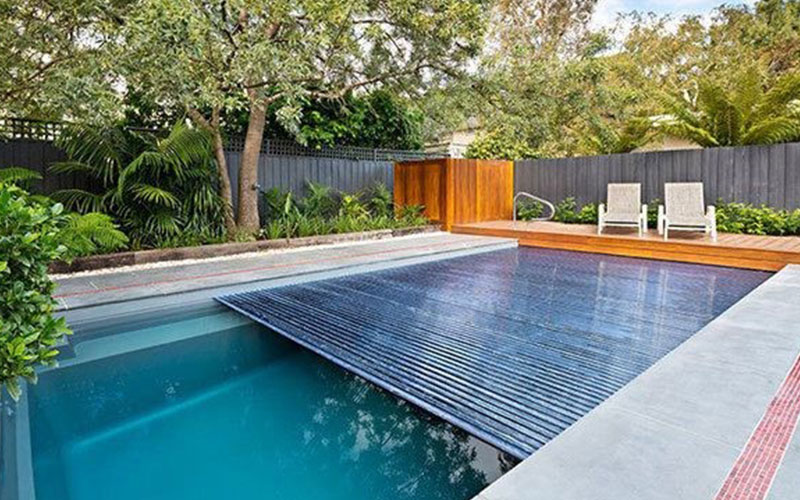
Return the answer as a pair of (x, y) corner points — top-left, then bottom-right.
(475, 264), (800, 500)
(53, 232), (516, 313)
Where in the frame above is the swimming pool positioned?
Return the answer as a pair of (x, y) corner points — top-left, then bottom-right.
(218, 247), (771, 457)
(1, 247), (770, 499)
(3, 307), (513, 500)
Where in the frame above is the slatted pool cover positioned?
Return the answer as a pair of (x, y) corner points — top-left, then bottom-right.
(216, 247), (770, 458)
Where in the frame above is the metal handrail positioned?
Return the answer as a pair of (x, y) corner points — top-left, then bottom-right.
(513, 192), (555, 222)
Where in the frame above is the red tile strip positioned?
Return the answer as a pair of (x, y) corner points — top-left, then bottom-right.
(53, 239), (475, 299)
(715, 353), (800, 500)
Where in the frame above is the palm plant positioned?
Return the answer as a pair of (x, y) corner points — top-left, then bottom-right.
(0, 167), (42, 187)
(653, 68), (800, 147)
(51, 122), (226, 248)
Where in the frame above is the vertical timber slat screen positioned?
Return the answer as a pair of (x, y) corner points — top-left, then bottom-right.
(394, 158), (514, 230)
(515, 142), (800, 210)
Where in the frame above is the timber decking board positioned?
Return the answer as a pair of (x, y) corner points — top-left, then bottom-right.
(451, 221), (800, 271)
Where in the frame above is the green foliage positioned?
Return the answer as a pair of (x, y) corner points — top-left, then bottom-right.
(654, 68), (800, 147)
(0, 184), (71, 400)
(715, 201), (800, 236)
(397, 204), (428, 226)
(552, 198), (598, 224)
(52, 122), (226, 249)
(263, 91), (425, 150)
(368, 183), (394, 219)
(300, 182), (337, 219)
(0, 167), (42, 187)
(465, 130), (539, 160)
(260, 183), (428, 240)
(58, 212), (129, 258)
(515, 200), (545, 220)
(0, 0), (121, 121)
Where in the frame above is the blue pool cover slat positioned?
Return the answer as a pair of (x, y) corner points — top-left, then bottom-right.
(216, 247), (770, 459)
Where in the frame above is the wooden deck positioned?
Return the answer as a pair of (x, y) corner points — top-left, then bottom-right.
(451, 220), (800, 271)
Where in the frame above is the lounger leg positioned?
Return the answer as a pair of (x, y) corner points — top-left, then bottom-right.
(663, 224), (668, 241)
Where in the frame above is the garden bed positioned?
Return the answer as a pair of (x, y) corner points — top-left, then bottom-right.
(49, 225), (441, 274)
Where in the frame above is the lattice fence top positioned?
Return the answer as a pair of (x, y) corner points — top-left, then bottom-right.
(1, 117), (443, 161)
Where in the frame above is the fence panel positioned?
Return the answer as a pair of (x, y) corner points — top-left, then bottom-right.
(515, 142), (800, 210)
(224, 152), (394, 210)
(1, 138), (402, 214)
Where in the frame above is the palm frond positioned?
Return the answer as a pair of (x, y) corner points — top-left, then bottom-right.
(733, 66), (763, 127)
(651, 115), (720, 147)
(60, 212), (128, 258)
(0, 167), (42, 185)
(157, 123), (212, 172)
(741, 117), (800, 145)
(753, 73), (800, 123)
(697, 80), (742, 146)
(55, 126), (130, 185)
(50, 189), (107, 213)
(130, 183), (180, 208)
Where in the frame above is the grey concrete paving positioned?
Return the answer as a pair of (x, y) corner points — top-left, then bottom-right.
(53, 233), (515, 311)
(476, 264), (800, 500)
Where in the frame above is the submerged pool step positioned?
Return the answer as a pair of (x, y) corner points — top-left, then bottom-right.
(216, 247), (769, 459)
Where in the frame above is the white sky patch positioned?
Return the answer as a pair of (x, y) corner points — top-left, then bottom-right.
(592, 0), (757, 29)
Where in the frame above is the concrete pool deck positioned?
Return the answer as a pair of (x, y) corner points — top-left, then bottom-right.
(475, 264), (800, 500)
(53, 232), (516, 312)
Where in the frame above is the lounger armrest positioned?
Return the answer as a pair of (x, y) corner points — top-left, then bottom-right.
(657, 205), (665, 234)
(598, 203), (606, 216)
(707, 205), (717, 241)
(641, 204), (648, 219)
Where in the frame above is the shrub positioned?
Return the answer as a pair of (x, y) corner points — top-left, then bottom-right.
(0, 184), (71, 400)
(715, 201), (800, 236)
(58, 212), (129, 257)
(368, 183), (393, 218)
(52, 122), (226, 249)
(260, 184), (428, 239)
(552, 197), (598, 224)
(515, 200), (544, 220)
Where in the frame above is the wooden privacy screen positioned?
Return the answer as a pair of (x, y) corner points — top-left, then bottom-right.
(394, 158), (514, 230)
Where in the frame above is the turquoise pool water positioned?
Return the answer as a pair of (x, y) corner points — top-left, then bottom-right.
(26, 308), (512, 500)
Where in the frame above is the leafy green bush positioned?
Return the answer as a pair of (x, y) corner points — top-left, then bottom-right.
(58, 212), (129, 257)
(551, 197), (598, 224)
(0, 184), (71, 400)
(260, 183), (428, 240)
(52, 122), (226, 249)
(715, 201), (800, 236)
(515, 200), (545, 220)
(368, 183), (393, 219)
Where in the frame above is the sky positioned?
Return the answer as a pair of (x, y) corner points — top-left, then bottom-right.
(592, 0), (757, 28)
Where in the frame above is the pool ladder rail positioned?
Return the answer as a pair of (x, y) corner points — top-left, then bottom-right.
(513, 192), (555, 222)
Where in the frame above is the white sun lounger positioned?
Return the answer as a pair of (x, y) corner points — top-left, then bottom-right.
(597, 183), (647, 237)
(658, 182), (717, 242)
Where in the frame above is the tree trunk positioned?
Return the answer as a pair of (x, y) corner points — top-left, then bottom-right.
(187, 107), (236, 235)
(210, 128), (236, 235)
(237, 98), (267, 232)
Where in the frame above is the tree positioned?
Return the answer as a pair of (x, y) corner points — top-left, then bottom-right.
(654, 68), (800, 147)
(0, 0), (122, 121)
(119, 0), (486, 233)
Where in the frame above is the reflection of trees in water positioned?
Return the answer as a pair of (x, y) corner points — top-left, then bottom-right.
(298, 362), (518, 499)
